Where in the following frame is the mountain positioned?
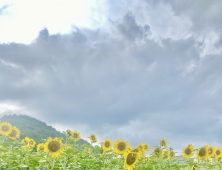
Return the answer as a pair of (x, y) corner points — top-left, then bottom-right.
(0, 114), (90, 151)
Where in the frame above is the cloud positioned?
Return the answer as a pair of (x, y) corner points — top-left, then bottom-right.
(1, 0), (222, 156)
(113, 11), (151, 41)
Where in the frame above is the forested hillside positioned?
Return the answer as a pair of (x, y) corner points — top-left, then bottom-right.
(0, 114), (90, 151)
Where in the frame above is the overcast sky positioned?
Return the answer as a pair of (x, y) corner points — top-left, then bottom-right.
(1, 0), (222, 157)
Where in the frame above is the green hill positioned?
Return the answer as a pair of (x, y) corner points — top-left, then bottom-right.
(0, 114), (90, 151)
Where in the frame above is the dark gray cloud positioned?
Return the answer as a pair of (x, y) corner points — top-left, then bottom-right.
(114, 11), (151, 41)
(1, 0), (222, 156)
(148, 0), (222, 33)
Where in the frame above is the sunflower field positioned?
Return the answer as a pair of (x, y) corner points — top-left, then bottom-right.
(1, 121), (222, 169)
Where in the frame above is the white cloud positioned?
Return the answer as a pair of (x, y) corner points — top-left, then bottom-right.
(0, 0), (102, 44)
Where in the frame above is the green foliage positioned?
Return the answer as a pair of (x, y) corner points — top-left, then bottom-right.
(0, 114), (90, 151)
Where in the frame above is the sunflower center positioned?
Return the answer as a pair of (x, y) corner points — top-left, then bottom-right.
(105, 142), (110, 147)
(185, 148), (191, 155)
(2, 125), (9, 131)
(126, 153), (136, 165)
(154, 148), (160, 155)
(91, 136), (95, 140)
(199, 148), (206, 157)
(144, 145), (148, 150)
(74, 133), (78, 138)
(9, 130), (17, 137)
(133, 148), (139, 153)
(209, 149), (212, 154)
(30, 141), (33, 145)
(216, 150), (220, 155)
(161, 141), (165, 146)
(48, 141), (60, 152)
(24, 140), (29, 145)
(118, 142), (126, 151)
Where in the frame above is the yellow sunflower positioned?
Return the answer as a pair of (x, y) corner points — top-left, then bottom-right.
(146, 156), (149, 162)
(84, 147), (90, 152)
(196, 145), (209, 160)
(70, 130), (81, 142)
(67, 146), (73, 150)
(208, 145), (215, 158)
(152, 147), (163, 158)
(214, 147), (222, 159)
(170, 150), (175, 159)
(183, 145), (194, 159)
(0, 122), (12, 136)
(161, 138), (167, 148)
(8, 126), (20, 140)
(29, 139), (36, 147)
(130, 148), (143, 160)
(44, 137), (64, 157)
(114, 139), (130, 155)
(124, 152), (140, 170)
(67, 129), (72, 136)
(143, 143), (149, 151)
(102, 138), (113, 152)
(89, 133), (97, 143)
(191, 164), (198, 170)
(187, 143), (194, 150)
(21, 137), (30, 146)
(138, 143), (145, 154)
(37, 143), (46, 152)
(162, 149), (170, 160)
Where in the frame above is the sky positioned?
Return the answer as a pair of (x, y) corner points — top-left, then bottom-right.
(0, 0), (222, 157)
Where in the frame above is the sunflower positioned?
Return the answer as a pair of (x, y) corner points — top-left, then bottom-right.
(183, 145), (194, 159)
(102, 138), (113, 152)
(143, 143), (149, 151)
(8, 126), (20, 140)
(130, 147), (142, 160)
(162, 149), (170, 160)
(191, 164), (198, 170)
(0, 122), (12, 136)
(114, 139), (130, 155)
(67, 129), (72, 136)
(161, 138), (167, 148)
(124, 152), (140, 170)
(44, 137), (64, 157)
(187, 143), (194, 150)
(170, 150), (175, 159)
(29, 139), (36, 147)
(152, 147), (163, 158)
(89, 134), (97, 143)
(214, 147), (222, 159)
(138, 143), (145, 154)
(21, 137), (30, 146)
(70, 131), (81, 142)
(146, 156), (149, 162)
(84, 147), (90, 152)
(67, 146), (73, 150)
(196, 145), (209, 160)
(37, 143), (46, 152)
(208, 145), (215, 158)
